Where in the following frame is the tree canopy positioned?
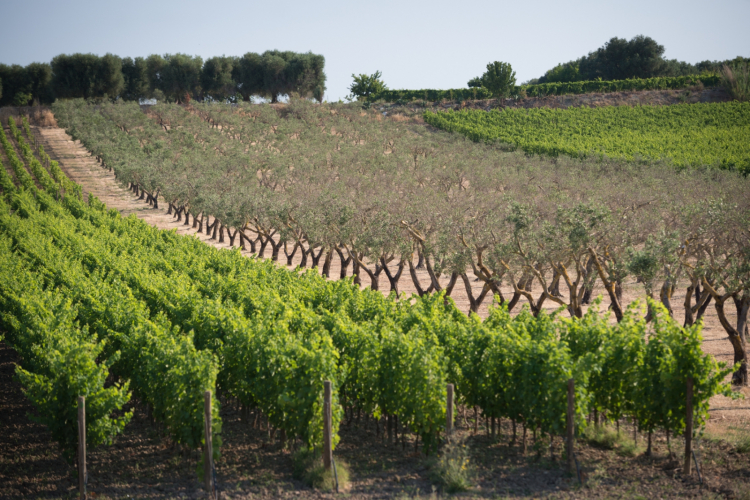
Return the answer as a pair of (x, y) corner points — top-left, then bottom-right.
(51, 53), (124, 99)
(347, 71), (387, 101)
(202, 56), (238, 102)
(0, 62), (52, 106)
(233, 51), (327, 103)
(150, 54), (204, 103)
(579, 35), (666, 81)
(0, 50), (326, 105)
(469, 62), (517, 98)
(121, 57), (149, 102)
(537, 35), (750, 84)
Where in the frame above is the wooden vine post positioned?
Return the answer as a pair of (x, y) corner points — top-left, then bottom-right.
(78, 396), (86, 500)
(566, 379), (575, 475)
(684, 377), (694, 476)
(204, 391), (215, 499)
(446, 383), (455, 435)
(323, 380), (333, 471)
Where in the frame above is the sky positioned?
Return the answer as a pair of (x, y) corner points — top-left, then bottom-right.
(1, 0), (749, 101)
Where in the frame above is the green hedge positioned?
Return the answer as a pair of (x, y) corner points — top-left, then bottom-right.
(369, 74), (721, 103)
(370, 87), (493, 103)
(521, 74), (720, 97)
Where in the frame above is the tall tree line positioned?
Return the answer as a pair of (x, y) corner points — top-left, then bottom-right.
(531, 35), (749, 84)
(0, 51), (326, 106)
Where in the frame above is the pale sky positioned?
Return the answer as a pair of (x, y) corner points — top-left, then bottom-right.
(1, 0), (748, 101)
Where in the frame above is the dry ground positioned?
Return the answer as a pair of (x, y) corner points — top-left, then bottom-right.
(0, 122), (747, 499)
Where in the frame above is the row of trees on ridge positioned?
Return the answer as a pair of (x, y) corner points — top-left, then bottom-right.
(533, 35), (749, 84)
(0, 51), (326, 106)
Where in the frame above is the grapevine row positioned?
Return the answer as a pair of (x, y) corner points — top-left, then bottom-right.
(423, 102), (750, 172)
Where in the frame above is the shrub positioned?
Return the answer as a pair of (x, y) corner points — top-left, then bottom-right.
(292, 447), (349, 492)
(12, 92), (32, 107)
(479, 61), (517, 99)
(348, 71), (387, 101)
(429, 435), (474, 493)
(721, 63), (750, 101)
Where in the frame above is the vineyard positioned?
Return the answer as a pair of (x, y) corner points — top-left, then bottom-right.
(0, 99), (748, 495)
(423, 102), (750, 173)
(51, 99), (750, 381)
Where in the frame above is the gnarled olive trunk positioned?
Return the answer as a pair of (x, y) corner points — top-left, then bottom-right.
(335, 247), (351, 279)
(257, 234), (272, 257)
(460, 272), (488, 314)
(352, 257), (361, 285)
(506, 273), (532, 313)
(350, 250), (382, 290)
(548, 269), (563, 297)
(284, 241), (299, 266)
(321, 250), (333, 278)
(415, 247), (425, 270)
(381, 257), (405, 296)
(587, 248), (624, 322)
(733, 294), (749, 346)
(310, 246), (326, 267)
(270, 238), (284, 262)
(227, 228), (238, 247)
(238, 229), (246, 250)
(299, 245), (310, 268)
(407, 257), (434, 296)
(683, 278), (712, 327)
(715, 297), (748, 385)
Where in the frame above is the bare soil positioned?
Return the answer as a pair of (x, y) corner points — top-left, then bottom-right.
(0, 123), (747, 499)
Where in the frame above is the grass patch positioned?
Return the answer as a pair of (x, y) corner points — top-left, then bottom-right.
(726, 425), (750, 454)
(736, 433), (750, 454)
(584, 424), (643, 457)
(704, 422), (750, 454)
(721, 63), (750, 102)
(428, 434), (474, 494)
(292, 447), (349, 492)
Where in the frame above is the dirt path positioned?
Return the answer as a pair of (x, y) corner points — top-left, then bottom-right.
(32, 125), (750, 422)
